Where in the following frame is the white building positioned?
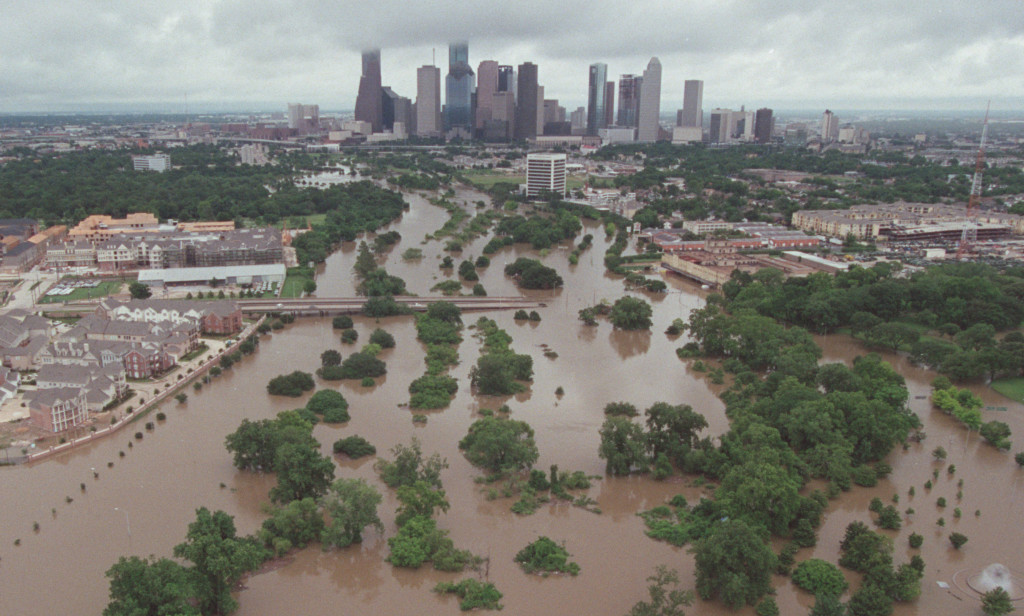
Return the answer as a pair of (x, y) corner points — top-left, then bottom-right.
(132, 154), (171, 172)
(526, 153), (567, 197)
(672, 126), (703, 144)
(599, 127), (636, 144)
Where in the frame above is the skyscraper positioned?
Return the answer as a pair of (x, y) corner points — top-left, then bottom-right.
(355, 49), (383, 133)
(822, 109), (839, 142)
(570, 107), (586, 133)
(497, 65), (516, 95)
(415, 65), (441, 138)
(586, 63), (608, 136)
(381, 87), (411, 132)
(536, 85), (545, 137)
(486, 91), (516, 141)
(617, 75), (642, 127)
(709, 109), (731, 143)
(475, 60), (499, 133)
(754, 108), (773, 144)
(445, 42), (474, 135)
(605, 82), (615, 127)
(637, 57), (662, 142)
(514, 62), (538, 140)
(287, 104), (319, 133)
(680, 80), (704, 128)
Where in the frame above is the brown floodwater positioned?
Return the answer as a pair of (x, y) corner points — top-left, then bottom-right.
(1, 186), (1021, 615)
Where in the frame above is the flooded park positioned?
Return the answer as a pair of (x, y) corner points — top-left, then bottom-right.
(1, 186), (1022, 615)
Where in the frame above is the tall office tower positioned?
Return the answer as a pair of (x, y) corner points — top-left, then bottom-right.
(381, 87), (412, 131)
(605, 82), (615, 127)
(287, 103), (320, 133)
(821, 109), (839, 142)
(536, 86), (545, 136)
(355, 49), (383, 133)
(637, 57), (662, 142)
(586, 63), (608, 136)
(415, 65), (442, 137)
(445, 42), (474, 135)
(287, 103), (302, 129)
(680, 80), (704, 128)
(497, 65), (516, 95)
(526, 153), (567, 197)
(754, 108), (773, 144)
(514, 62), (538, 140)
(543, 99), (563, 124)
(709, 109), (731, 143)
(475, 60), (499, 132)
(487, 91), (516, 141)
(617, 75), (642, 127)
(570, 107), (587, 133)
(742, 110), (756, 140)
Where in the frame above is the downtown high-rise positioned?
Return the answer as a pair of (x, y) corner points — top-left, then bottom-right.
(754, 108), (774, 144)
(636, 57), (662, 142)
(679, 80), (704, 128)
(416, 65), (442, 138)
(617, 75), (642, 127)
(445, 42), (475, 136)
(514, 62), (538, 140)
(475, 60), (499, 134)
(586, 63), (608, 136)
(354, 49), (383, 132)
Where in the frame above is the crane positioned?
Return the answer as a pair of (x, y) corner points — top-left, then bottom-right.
(957, 102), (991, 258)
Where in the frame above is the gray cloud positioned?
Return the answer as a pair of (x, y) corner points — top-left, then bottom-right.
(1, 0), (1021, 112)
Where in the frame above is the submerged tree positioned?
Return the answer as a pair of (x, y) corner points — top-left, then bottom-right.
(172, 508), (267, 616)
(625, 565), (693, 616)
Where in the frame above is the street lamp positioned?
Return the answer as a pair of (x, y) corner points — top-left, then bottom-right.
(113, 507), (131, 544)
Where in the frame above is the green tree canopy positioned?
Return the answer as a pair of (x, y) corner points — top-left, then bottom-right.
(609, 296), (654, 330)
(692, 519), (776, 609)
(128, 281), (152, 300)
(320, 478), (384, 549)
(103, 556), (197, 616)
(270, 442), (336, 504)
(625, 565), (693, 616)
(172, 508), (267, 616)
(458, 417), (539, 474)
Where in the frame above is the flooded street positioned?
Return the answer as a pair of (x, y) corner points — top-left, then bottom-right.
(1, 187), (1022, 615)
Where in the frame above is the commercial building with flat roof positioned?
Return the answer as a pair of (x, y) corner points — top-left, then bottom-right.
(132, 154), (171, 172)
(137, 263), (286, 287)
(526, 153), (567, 197)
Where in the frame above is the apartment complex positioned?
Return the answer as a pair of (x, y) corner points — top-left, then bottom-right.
(792, 203), (1024, 240)
(48, 227), (282, 271)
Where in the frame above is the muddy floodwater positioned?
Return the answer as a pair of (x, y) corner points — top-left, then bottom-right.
(1, 187), (1022, 615)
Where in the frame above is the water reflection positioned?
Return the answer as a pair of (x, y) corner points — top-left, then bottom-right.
(609, 329), (652, 359)
(1, 184), (1022, 616)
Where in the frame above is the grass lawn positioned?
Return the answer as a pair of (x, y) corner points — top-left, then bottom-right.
(270, 214), (327, 229)
(280, 274), (310, 298)
(39, 280), (124, 304)
(462, 171), (587, 191)
(462, 170), (524, 188)
(566, 176), (587, 190)
(991, 378), (1024, 403)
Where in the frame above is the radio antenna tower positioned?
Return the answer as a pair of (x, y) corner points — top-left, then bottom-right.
(957, 101), (991, 258)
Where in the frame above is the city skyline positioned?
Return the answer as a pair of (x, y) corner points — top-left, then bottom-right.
(1, 0), (1021, 113)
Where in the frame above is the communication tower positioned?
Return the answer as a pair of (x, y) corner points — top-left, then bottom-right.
(958, 102), (991, 258)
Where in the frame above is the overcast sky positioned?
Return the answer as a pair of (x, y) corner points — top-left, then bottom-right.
(2, 0), (1021, 114)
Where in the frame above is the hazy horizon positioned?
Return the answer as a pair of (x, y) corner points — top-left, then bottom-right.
(3, 1), (1021, 115)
